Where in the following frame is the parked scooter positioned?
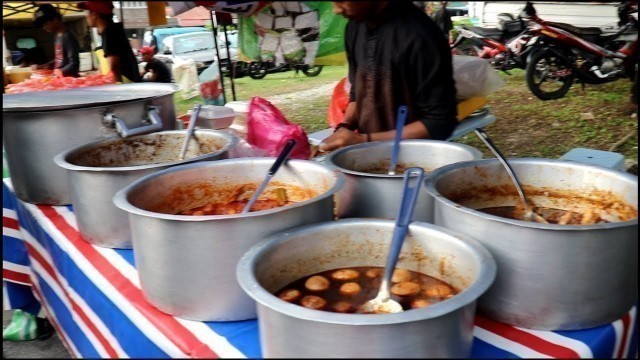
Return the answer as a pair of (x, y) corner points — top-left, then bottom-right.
(524, 0), (638, 100)
(451, 12), (539, 73)
(247, 61), (323, 80)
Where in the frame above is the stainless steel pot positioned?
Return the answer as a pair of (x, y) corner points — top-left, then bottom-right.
(236, 219), (496, 358)
(53, 130), (236, 249)
(3, 83), (180, 205)
(325, 140), (482, 221)
(424, 158), (638, 330)
(113, 158), (345, 321)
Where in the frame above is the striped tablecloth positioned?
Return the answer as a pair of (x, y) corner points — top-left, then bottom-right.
(3, 179), (638, 358)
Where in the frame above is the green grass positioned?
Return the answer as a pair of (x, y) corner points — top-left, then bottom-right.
(453, 69), (638, 163)
(174, 65), (347, 115)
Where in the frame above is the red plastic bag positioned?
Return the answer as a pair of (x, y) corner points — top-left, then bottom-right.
(327, 77), (351, 128)
(247, 97), (310, 159)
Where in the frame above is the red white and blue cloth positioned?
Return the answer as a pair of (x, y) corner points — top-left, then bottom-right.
(3, 179), (638, 358)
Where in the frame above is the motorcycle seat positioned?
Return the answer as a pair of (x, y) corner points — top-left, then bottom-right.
(546, 22), (602, 37)
(463, 25), (503, 38)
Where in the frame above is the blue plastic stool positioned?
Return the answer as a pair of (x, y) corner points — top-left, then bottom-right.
(446, 108), (496, 141)
(559, 147), (626, 172)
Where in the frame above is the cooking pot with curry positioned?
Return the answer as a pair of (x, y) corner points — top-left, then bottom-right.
(326, 140), (482, 221)
(236, 219), (496, 358)
(114, 158), (345, 321)
(425, 158), (638, 330)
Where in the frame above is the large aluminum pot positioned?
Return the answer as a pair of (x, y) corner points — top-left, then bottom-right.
(236, 219), (496, 358)
(425, 158), (638, 330)
(53, 130), (236, 249)
(325, 140), (482, 221)
(3, 83), (180, 205)
(113, 158), (345, 321)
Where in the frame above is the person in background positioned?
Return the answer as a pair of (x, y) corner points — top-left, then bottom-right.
(78, 1), (141, 82)
(431, 1), (454, 43)
(317, 1), (457, 153)
(139, 46), (172, 83)
(142, 28), (159, 55)
(33, 4), (80, 77)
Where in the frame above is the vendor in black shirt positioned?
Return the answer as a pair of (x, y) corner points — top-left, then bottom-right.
(78, 1), (141, 83)
(33, 4), (80, 77)
(139, 46), (172, 83)
(319, 1), (457, 152)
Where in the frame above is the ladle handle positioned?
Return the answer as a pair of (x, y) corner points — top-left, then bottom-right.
(381, 167), (425, 291)
(474, 128), (529, 204)
(179, 104), (202, 160)
(268, 139), (297, 176)
(388, 105), (408, 175)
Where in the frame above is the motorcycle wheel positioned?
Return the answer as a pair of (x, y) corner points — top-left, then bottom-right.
(525, 49), (574, 100)
(248, 62), (267, 80)
(302, 65), (323, 77)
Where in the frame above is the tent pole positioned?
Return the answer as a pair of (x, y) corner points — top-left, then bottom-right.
(210, 10), (227, 104)
(222, 24), (237, 101)
(119, 1), (125, 26)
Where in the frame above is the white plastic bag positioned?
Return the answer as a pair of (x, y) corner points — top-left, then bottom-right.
(453, 55), (504, 100)
(227, 136), (271, 158)
(172, 58), (200, 100)
(198, 62), (224, 105)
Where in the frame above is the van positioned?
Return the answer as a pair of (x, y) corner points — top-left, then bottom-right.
(143, 27), (208, 53)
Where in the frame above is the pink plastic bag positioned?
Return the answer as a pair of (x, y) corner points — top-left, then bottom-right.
(247, 97), (311, 159)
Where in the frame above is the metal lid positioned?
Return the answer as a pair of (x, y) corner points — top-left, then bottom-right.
(3, 83), (181, 113)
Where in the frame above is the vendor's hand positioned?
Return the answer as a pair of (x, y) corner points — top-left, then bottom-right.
(318, 128), (367, 153)
(53, 69), (63, 78)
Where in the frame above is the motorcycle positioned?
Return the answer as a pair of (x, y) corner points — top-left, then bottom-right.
(451, 12), (540, 73)
(247, 61), (323, 80)
(524, 0), (638, 100)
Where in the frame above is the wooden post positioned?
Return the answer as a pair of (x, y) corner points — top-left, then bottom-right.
(146, 1), (167, 26)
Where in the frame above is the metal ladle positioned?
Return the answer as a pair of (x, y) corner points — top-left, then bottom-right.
(474, 128), (548, 223)
(178, 104), (202, 160)
(242, 139), (297, 214)
(357, 167), (425, 314)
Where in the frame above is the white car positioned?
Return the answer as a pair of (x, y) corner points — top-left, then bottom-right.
(155, 31), (238, 73)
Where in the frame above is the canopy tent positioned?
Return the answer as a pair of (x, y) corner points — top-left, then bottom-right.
(3, 2), (86, 25)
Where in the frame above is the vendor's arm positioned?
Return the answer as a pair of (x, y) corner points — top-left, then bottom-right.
(404, 27), (458, 140)
(106, 55), (123, 82)
(141, 62), (157, 82)
(318, 121), (429, 152)
(58, 33), (80, 77)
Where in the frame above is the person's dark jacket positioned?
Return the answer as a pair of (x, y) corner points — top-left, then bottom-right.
(345, 1), (458, 140)
(55, 31), (80, 77)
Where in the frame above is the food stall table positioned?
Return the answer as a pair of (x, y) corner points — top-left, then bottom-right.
(2, 178), (638, 358)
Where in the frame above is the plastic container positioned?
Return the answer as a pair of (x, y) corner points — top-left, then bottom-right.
(6, 66), (32, 84)
(225, 100), (250, 136)
(177, 105), (235, 129)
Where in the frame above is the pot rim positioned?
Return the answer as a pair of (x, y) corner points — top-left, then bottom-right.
(325, 139), (483, 178)
(424, 158), (639, 230)
(3, 83), (182, 113)
(236, 218), (497, 325)
(112, 158), (346, 220)
(53, 129), (237, 172)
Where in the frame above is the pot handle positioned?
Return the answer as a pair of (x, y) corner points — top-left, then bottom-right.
(102, 106), (163, 138)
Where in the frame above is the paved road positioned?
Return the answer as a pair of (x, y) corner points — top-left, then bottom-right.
(3, 310), (69, 359)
